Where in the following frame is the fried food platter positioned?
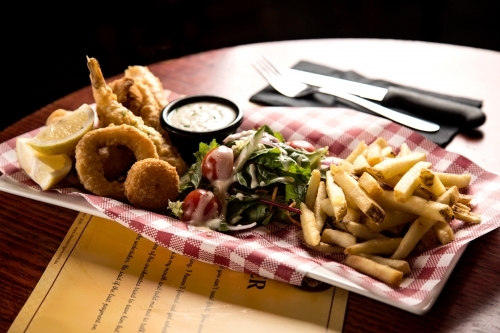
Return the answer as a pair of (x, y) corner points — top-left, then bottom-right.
(1, 59), (499, 315)
(2, 105), (500, 314)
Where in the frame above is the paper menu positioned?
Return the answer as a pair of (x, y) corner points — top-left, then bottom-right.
(9, 213), (348, 333)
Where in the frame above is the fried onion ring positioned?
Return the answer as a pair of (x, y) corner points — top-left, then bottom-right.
(124, 158), (179, 211)
(75, 125), (158, 200)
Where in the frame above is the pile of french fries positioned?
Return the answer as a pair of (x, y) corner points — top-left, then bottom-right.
(299, 137), (481, 287)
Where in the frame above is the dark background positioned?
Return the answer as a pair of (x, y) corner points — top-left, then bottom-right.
(6, 0), (499, 131)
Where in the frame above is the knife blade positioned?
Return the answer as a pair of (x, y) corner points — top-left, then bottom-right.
(281, 67), (486, 128)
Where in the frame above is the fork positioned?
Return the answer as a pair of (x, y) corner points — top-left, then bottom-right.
(253, 56), (440, 132)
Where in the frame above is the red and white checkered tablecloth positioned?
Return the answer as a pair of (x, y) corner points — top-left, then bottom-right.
(1, 94), (499, 308)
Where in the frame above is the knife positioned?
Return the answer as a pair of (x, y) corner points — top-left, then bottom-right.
(281, 67), (486, 128)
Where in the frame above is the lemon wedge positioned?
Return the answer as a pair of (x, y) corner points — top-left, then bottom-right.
(16, 137), (72, 190)
(28, 104), (95, 155)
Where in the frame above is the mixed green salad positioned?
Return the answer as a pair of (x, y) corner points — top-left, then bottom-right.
(169, 126), (328, 231)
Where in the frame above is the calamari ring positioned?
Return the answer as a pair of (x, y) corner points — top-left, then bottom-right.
(75, 124), (158, 200)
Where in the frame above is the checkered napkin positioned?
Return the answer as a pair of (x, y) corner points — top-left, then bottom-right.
(1, 103), (499, 308)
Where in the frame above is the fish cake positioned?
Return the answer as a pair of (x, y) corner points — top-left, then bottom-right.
(124, 158), (179, 211)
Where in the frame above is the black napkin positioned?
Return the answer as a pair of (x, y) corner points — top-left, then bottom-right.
(250, 61), (483, 147)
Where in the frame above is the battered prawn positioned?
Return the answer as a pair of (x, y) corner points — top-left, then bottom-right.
(108, 77), (144, 116)
(124, 65), (168, 108)
(108, 76), (167, 136)
(87, 56), (187, 175)
(75, 125), (158, 201)
(108, 65), (167, 133)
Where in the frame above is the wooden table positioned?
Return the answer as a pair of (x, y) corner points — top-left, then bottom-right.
(1, 39), (499, 332)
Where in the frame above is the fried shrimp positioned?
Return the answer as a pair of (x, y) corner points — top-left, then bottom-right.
(87, 56), (187, 175)
(124, 158), (179, 211)
(128, 81), (165, 134)
(75, 125), (158, 200)
(108, 77), (144, 116)
(109, 75), (167, 136)
(124, 65), (168, 108)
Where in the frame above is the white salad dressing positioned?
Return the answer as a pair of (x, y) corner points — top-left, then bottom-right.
(248, 163), (258, 189)
(223, 130), (256, 143)
(188, 191), (220, 225)
(168, 102), (236, 132)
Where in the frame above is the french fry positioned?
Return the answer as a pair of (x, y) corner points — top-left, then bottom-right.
(380, 174), (401, 187)
(357, 253), (411, 275)
(344, 221), (386, 240)
(433, 221), (455, 245)
(314, 181), (328, 230)
(369, 137), (388, 149)
(383, 173), (439, 200)
(381, 146), (395, 158)
(342, 206), (361, 223)
(305, 169), (321, 210)
(353, 154), (370, 175)
(375, 190), (454, 223)
(296, 232), (345, 253)
(345, 140), (368, 164)
(344, 193), (362, 212)
(358, 172), (384, 198)
(365, 210), (418, 232)
(420, 168), (446, 197)
(434, 185), (459, 206)
(391, 215), (435, 259)
(455, 202), (471, 212)
(299, 202), (320, 246)
(307, 242), (345, 253)
(344, 255), (403, 286)
(458, 193), (473, 205)
(382, 173), (436, 199)
(326, 171), (347, 221)
(366, 143), (384, 166)
(334, 171), (385, 223)
(412, 186), (437, 201)
(452, 204), (482, 223)
(344, 238), (402, 255)
(321, 229), (357, 248)
(330, 163), (340, 175)
(396, 142), (412, 157)
(319, 199), (348, 231)
(419, 168), (434, 186)
(435, 172), (472, 189)
(393, 161), (432, 202)
(369, 152), (426, 179)
(338, 160), (355, 173)
(333, 219), (348, 231)
(320, 198), (335, 217)
(391, 186), (459, 259)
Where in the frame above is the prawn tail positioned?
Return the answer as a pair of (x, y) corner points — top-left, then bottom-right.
(87, 56), (120, 112)
(87, 56), (107, 90)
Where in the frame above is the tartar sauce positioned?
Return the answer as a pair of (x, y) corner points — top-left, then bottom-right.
(167, 102), (236, 132)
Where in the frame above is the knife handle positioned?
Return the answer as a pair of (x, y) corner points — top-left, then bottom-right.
(382, 86), (486, 128)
